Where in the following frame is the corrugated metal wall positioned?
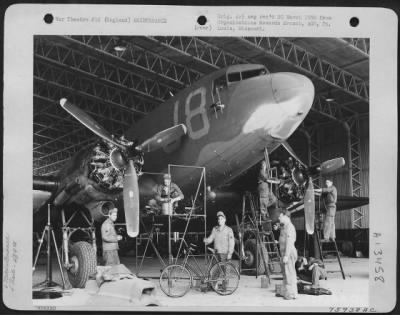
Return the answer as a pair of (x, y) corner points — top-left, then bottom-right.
(291, 115), (369, 230)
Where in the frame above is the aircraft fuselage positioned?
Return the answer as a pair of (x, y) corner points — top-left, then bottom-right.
(47, 64), (315, 219)
(127, 64), (314, 193)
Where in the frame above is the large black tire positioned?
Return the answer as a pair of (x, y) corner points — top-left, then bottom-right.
(67, 241), (97, 288)
(242, 239), (269, 274)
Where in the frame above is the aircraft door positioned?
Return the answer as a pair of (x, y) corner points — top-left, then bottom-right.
(211, 75), (227, 113)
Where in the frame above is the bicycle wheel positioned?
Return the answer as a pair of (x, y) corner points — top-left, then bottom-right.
(159, 264), (192, 298)
(209, 262), (239, 295)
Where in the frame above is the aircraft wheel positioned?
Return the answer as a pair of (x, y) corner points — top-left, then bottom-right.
(242, 239), (268, 274)
(67, 241), (97, 288)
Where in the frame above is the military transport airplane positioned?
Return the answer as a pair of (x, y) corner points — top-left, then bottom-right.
(33, 63), (367, 287)
(34, 64), (314, 228)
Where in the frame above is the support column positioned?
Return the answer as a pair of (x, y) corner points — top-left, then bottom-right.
(343, 115), (364, 229)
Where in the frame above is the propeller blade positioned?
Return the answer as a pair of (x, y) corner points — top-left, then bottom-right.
(60, 98), (124, 149)
(320, 157), (345, 174)
(137, 124), (187, 153)
(123, 160), (140, 237)
(304, 177), (315, 234)
(281, 141), (307, 168)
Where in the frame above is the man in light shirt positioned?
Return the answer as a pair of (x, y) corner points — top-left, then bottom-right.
(203, 211), (235, 262)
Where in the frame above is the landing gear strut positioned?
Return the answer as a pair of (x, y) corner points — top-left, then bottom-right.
(60, 208), (97, 288)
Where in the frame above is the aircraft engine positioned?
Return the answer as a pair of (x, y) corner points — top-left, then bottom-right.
(109, 148), (127, 169)
(85, 200), (115, 221)
(291, 167), (306, 186)
(87, 143), (143, 190)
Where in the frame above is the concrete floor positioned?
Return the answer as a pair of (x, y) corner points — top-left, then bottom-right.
(32, 255), (369, 311)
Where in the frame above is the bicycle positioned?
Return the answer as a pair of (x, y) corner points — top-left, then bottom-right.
(159, 243), (240, 297)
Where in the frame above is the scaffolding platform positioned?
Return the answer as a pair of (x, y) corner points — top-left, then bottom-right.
(135, 165), (207, 278)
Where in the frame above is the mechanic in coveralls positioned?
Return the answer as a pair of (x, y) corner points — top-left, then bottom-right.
(315, 178), (337, 241)
(277, 208), (298, 300)
(258, 160), (277, 220)
(101, 208), (122, 266)
(295, 256), (328, 289)
(153, 173), (184, 215)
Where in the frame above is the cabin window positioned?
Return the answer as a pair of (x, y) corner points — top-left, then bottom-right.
(242, 68), (267, 80)
(227, 72), (241, 83)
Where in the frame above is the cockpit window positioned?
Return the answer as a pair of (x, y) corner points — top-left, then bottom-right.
(227, 72), (241, 82)
(227, 67), (267, 83)
(242, 68), (267, 80)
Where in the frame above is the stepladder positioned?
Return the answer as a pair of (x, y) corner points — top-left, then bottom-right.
(313, 220), (345, 280)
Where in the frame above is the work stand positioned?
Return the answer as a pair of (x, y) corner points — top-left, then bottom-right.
(167, 164), (207, 265)
(135, 165), (207, 277)
(32, 204), (66, 290)
(135, 219), (167, 278)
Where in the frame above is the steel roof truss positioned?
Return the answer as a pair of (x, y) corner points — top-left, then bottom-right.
(242, 37), (368, 102)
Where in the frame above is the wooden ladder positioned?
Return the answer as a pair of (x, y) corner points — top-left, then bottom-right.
(260, 220), (281, 275)
(315, 225), (346, 280)
(239, 192), (270, 279)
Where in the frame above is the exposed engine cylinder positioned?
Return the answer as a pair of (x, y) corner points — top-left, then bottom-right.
(88, 143), (125, 190)
(85, 200), (116, 222)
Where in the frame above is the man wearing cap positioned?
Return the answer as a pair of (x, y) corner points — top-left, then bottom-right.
(101, 208), (122, 266)
(154, 173), (184, 215)
(203, 211), (235, 262)
(315, 179), (337, 241)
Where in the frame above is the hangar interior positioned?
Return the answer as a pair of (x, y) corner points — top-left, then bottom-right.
(33, 36), (370, 307)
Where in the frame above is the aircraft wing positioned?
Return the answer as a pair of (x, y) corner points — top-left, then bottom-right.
(288, 195), (369, 217)
(334, 195), (369, 211)
(33, 175), (59, 213)
(33, 190), (52, 213)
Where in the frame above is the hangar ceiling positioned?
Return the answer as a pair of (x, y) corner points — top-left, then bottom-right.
(33, 36), (369, 176)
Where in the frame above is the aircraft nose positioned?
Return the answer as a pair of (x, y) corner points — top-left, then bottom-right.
(271, 73), (314, 117)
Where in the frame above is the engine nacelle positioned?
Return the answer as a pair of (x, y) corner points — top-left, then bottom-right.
(33, 176), (59, 192)
(85, 200), (116, 222)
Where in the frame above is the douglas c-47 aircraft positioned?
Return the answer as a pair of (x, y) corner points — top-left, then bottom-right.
(33, 64), (368, 287)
